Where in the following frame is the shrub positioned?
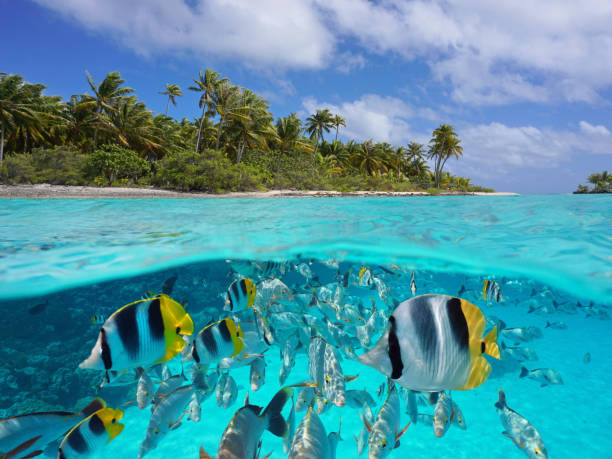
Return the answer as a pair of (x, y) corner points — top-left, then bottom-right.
(0, 148), (90, 185)
(153, 149), (266, 193)
(88, 145), (151, 186)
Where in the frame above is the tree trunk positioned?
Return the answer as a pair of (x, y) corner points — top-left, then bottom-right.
(215, 117), (224, 151)
(93, 127), (98, 150)
(165, 97), (171, 116)
(0, 123), (4, 162)
(335, 126), (338, 141)
(195, 107), (206, 153)
(276, 148), (284, 176)
(236, 140), (245, 164)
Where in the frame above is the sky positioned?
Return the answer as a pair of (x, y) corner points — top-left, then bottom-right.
(2, 0), (612, 193)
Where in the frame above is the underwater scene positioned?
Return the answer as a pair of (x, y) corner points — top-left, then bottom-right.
(0, 196), (611, 459)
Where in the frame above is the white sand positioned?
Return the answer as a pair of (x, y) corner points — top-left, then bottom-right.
(0, 184), (518, 198)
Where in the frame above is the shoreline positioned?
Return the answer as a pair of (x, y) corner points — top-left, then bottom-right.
(0, 184), (519, 198)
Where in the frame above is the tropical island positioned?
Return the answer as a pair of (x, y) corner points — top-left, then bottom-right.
(0, 70), (495, 195)
(574, 171), (611, 194)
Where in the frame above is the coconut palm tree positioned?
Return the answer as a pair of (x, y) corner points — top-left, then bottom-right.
(331, 114), (346, 141)
(275, 113), (312, 176)
(0, 74), (38, 161)
(81, 71), (134, 149)
(209, 81), (248, 151)
(427, 124), (463, 188)
(354, 139), (387, 176)
(189, 69), (227, 153)
(107, 97), (162, 157)
(305, 108), (334, 158)
(159, 83), (183, 116)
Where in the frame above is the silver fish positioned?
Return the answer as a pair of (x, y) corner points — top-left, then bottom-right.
(355, 403), (374, 456)
(188, 392), (201, 423)
(433, 392), (454, 438)
(501, 326), (543, 343)
(501, 343), (539, 362)
(136, 371), (155, 410)
(295, 386), (315, 412)
(288, 407), (339, 459)
(544, 321), (567, 330)
(519, 367), (563, 387)
(410, 272), (416, 296)
(250, 357), (266, 391)
(283, 397), (296, 454)
(139, 385), (194, 458)
(322, 345), (346, 408)
(495, 389), (547, 458)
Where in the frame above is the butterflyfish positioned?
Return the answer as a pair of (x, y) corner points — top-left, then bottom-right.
(224, 278), (256, 311)
(79, 294), (194, 376)
(57, 407), (124, 459)
(358, 294), (500, 392)
(189, 318), (245, 365)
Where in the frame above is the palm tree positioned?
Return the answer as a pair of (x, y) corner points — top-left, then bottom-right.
(188, 69), (227, 153)
(159, 83), (183, 116)
(210, 82), (248, 151)
(0, 74), (38, 161)
(427, 124), (463, 188)
(331, 114), (346, 141)
(274, 113), (312, 176)
(82, 71), (134, 149)
(108, 97), (162, 157)
(305, 108), (334, 158)
(354, 140), (388, 176)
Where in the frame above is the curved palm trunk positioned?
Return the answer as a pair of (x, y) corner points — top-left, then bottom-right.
(195, 106), (206, 153)
(165, 97), (171, 116)
(335, 126), (338, 141)
(276, 147), (285, 176)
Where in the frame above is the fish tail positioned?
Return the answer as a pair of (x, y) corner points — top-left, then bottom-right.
(482, 326), (500, 359)
(494, 389), (506, 409)
(519, 366), (528, 378)
(263, 387), (293, 437)
(482, 280), (489, 300)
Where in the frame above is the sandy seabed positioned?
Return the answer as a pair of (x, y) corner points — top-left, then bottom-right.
(0, 184), (518, 199)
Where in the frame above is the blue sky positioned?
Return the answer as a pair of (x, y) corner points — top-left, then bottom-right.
(2, 0), (611, 193)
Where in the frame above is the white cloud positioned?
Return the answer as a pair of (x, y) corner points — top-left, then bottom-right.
(35, 0), (335, 69)
(315, 0), (612, 105)
(302, 94), (434, 144)
(450, 121), (612, 180)
(579, 121), (611, 136)
(335, 52), (366, 74)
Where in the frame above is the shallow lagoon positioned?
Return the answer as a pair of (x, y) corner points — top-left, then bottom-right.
(0, 195), (610, 458)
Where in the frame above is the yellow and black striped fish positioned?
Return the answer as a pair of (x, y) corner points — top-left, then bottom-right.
(79, 294), (194, 374)
(57, 408), (124, 459)
(482, 280), (503, 302)
(190, 318), (244, 365)
(359, 294), (500, 392)
(224, 278), (256, 311)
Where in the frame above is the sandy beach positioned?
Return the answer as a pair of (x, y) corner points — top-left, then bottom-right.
(0, 184), (518, 198)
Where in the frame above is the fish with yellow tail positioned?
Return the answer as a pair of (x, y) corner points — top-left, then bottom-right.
(79, 295), (194, 380)
(361, 382), (410, 459)
(57, 407), (124, 459)
(482, 280), (503, 302)
(224, 278), (256, 311)
(495, 389), (547, 458)
(358, 294), (500, 392)
(188, 318), (245, 366)
(199, 387), (293, 459)
(0, 398), (105, 459)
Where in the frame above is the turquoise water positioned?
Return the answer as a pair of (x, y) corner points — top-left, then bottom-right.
(0, 195), (611, 458)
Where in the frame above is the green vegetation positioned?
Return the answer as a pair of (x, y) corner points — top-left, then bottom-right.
(0, 70), (493, 193)
(574, 171), (611, 194)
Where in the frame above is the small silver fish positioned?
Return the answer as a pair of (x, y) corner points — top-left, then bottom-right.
(495, 389), (547, 458)
(410, 272), (416, 296)
(501, 343), (539, 362)
(583, 352), (591, 364)
(136, 371), (155, 410)
(295, 386), (315, 412)
(355, 403), (374, 456)
(250, 357), (266, 391)
(433, 392), (453, 438)
(519, 366), (563, 387)
(188, 392), (201, 423)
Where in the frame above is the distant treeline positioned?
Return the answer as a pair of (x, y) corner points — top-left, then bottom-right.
(574, 171), (611, 194)
(0, 71), (493, 193)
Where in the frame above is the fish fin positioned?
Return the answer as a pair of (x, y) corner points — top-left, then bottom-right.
(344, 374), (359, 382)
(359, 412), (372, 433)
(105, 422), (124, 443)
(482, 280), (489, 300)
(264, 387), (293, 437)
(459, 298), (486, 358)
(455, 354), (492, 390)
(494, 389), (506, 409)
(482, 326), (500, 359)
(519, 366), (528, 378)
(396, 422), (411, 442)
(20, 451), (44, 459)
(199, 445), (214, 459)
(289, 381), (318, 388)
(3, 435), (42, 458)
(80, 397), (106, 416)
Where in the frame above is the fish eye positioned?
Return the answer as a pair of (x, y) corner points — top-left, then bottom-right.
(534, 448), (541, 455)
(176, 326), (181, 334)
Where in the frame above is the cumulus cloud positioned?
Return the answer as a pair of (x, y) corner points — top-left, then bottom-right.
(302, 94), (435, 144)
(335, 52), (366, 74)
(35, 0), (335, 69)
(316, 0), (612, 105)
(450, 121), (612, 181)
